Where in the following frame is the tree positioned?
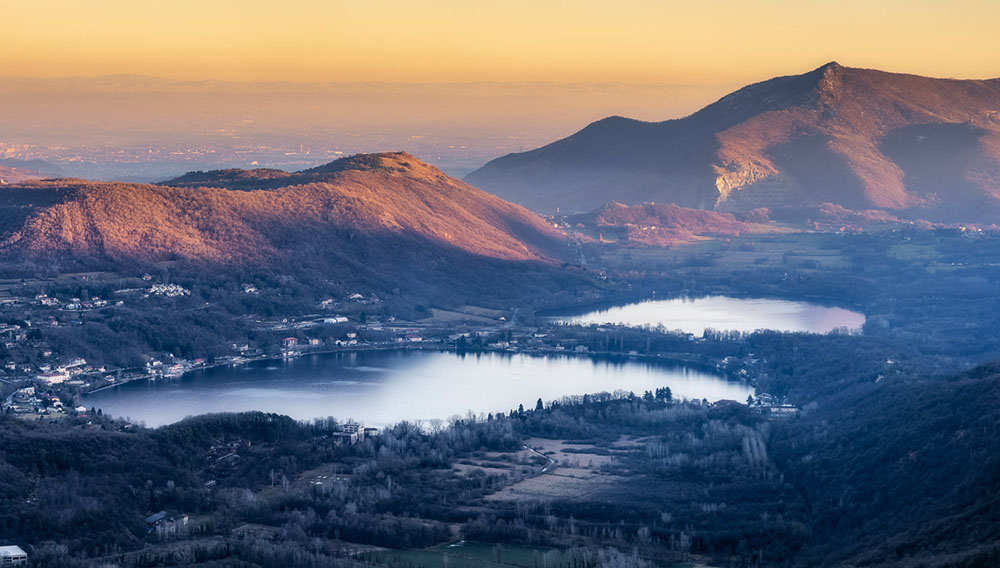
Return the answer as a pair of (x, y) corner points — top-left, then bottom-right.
(535, 398), (544, 411)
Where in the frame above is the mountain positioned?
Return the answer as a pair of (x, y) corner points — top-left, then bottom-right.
(0, 158), (64, 177)
(0, 152), (577, 301)
(467, 62), (1000, 221)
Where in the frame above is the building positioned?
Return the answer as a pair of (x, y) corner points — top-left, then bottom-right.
(144, 511), (189, 539)
(0, 545), (27, 566)
(145, 511), (169, 526)
(36, 371), (69, 384)
(332, 422), (367, 445)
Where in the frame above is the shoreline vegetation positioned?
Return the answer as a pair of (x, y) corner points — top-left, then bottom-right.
(82, 342), (738, 399)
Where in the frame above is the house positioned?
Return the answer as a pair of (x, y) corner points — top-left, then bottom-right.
(144, 511), (189, 539)
(0, 545), (27, 566)
(282, 337), (298, 348)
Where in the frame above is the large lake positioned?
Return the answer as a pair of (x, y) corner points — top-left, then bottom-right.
(84, 351), (750, 427)
(554, 296), (866, 335)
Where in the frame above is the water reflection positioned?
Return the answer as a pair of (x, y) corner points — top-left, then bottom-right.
(84, 350), (750, 427)
(555, 296), (865, 335)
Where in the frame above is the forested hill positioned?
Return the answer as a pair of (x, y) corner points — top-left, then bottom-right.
(772, 361), (1000, 567)
(0, 152), (582, 302)
(467, 62), (1000, 222)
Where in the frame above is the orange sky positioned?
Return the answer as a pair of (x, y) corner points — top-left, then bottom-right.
(2, 0), (999, 83)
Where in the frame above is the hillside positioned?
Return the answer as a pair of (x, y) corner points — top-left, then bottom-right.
(0, 166), (42, 185)
(565, 202), (771, 246)
(0, 152), (577, 302)
(773, 361), (1000, 567)
(467, 62), (1000, 221)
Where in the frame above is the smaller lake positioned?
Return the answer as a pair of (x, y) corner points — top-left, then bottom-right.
(83, 351), (750, 428)
(554, 296), (866, 335)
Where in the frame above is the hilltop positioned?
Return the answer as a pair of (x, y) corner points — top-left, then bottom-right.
(0, 152), (579, 303)
(467, 62), (1000, 221)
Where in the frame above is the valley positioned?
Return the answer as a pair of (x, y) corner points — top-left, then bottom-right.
(4, 203), (1000, 566)
(1, 57), (999, 568)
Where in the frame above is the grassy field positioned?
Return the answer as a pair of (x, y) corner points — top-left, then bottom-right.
(590, 233), (854, 272)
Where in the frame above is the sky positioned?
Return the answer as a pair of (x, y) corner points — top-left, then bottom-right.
(2, 0), (999, 84)
(1, 0), (998, 180)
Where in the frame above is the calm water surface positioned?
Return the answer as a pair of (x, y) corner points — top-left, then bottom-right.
(555, 296), (865, 335)
(84, 350), (750, 427)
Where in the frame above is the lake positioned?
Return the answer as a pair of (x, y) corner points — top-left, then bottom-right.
(83, 350), (750, 427)
(553, 296), (866, 335)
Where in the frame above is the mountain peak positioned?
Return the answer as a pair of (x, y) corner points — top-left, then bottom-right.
(161, 152), (445, 190)
(813, 61), (847, 95)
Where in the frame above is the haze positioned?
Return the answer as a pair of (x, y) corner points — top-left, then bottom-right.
(2, 0), (999, 179)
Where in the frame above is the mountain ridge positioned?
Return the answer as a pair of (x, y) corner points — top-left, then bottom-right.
(467, 62), (1000, 221)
